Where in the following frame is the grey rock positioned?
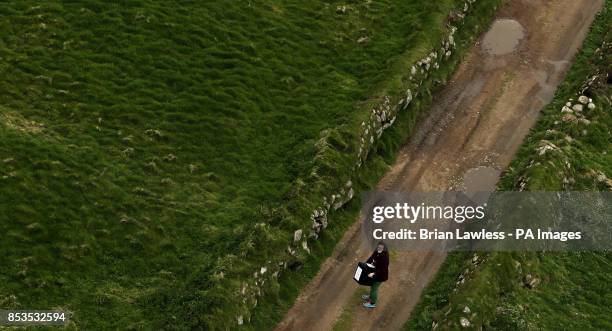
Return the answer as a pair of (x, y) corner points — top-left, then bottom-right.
(572, 104), (583, 112)
(293, 229), (303, 242)
(357, 36), (370, 44)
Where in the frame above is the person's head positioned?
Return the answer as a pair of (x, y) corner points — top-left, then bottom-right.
(376, 241), (387, 253)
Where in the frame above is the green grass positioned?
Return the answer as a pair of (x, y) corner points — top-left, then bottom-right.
(405, 3), (612, 330)
(0, 1), (501, 329)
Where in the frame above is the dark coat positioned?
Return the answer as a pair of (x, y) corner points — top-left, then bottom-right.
(366, 250), (389, 282)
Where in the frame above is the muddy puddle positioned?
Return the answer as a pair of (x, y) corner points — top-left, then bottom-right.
(462, 166), (501, 192)
(482, 19), (525, 55)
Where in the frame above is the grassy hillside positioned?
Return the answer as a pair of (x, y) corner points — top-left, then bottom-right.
(0, 1), (498, 329)
(406, 3), (611, 330)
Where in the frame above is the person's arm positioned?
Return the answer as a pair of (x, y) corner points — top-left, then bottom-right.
(367, 251), (377, 277)
(366, 251), (375, 264)
(372, 253), (389, 280)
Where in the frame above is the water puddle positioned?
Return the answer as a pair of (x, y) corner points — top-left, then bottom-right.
(462, 166), (501, 193)
(481, 19), (524, 55)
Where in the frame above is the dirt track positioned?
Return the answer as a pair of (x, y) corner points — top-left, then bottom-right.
(275, 1), (603, 330)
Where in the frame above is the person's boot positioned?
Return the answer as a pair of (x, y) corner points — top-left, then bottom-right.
(363, 302), (376, 308)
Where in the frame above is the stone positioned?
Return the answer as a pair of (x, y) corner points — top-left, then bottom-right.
(237, 315), (244, 325)
(347, 187), (354, 201)
(588, 102), (595, 109)
(463, 306), (471, 314)
(578, 95), (589, 104)
(357, 36), (370, 44)
(537, 141), (558, 155)
(561, 106), (572, 113)
(561, 113), (577, 122)
(301, 240), (310, 253)
(145, 129), (163, 138)
(163, 153), (177, 162)
(523, 274), (540, 289)
(293, 229), (302, 242)
(313, 214), (328, 231)
(260, 267), (267, 275)
(572, 104), (583, 112)
(122, 147), (134, 156)
(460, 317), (471, 328)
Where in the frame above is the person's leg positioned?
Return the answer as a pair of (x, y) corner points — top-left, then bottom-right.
(369, 282), (381, 304)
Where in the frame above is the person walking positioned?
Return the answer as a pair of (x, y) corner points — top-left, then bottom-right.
(362, 241), (389, 308)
